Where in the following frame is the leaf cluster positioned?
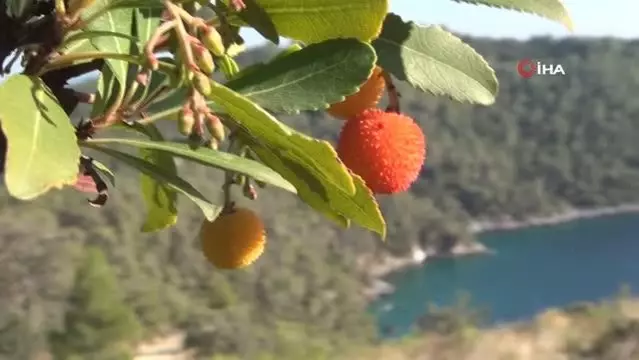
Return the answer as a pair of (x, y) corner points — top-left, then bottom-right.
(0, 0), (572, 237)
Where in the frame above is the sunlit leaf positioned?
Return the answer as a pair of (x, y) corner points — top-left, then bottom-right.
(224, 0), (388, 44)
(86, 5), (134, 86)
(373, 13), (499, 105)
(92, 65), (120, 117)
(451, 0), (573, 31)
(84, 137), (297, 193)
(204, 80), (386, 236)
(135, 124), (179, 233)
(134, 8), (162, 45)
(0, 75), (80, 199)
(225, 39), (377, 113)
(145, 39), (377, 120)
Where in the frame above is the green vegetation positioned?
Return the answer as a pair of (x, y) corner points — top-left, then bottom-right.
(0, 36), (638, 358)
(48, 247), (142, 360)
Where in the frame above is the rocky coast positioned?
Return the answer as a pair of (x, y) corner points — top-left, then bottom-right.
(363, 203), (639, 301)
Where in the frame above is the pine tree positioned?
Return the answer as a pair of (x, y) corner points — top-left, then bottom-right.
(48, 247), (142, 360)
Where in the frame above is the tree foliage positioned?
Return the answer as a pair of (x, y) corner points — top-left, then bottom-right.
(0, 0), (572, 238)
(48, 247), (142, 360)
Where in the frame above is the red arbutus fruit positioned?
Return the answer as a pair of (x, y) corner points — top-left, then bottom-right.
(337, 109), (426, 194)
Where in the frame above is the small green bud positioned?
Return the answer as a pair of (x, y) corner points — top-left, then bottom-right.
(193, 45), (216, 75)
(193, 72), (212, 96)
(200, 27), (226, 57)
(205, 114), (225, 143)
(177, 107), (195, 136)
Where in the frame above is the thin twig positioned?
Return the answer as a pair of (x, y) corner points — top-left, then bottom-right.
(382, 70), (401, 113)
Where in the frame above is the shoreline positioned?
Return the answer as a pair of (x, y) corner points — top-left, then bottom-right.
(363, 203), (639, 301)
(467, 203), (639, 234)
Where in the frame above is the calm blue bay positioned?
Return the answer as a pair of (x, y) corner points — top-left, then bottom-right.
(371, 213), (639, 339)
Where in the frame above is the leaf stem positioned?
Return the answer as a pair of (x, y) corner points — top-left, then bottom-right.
(121, 75), (141, 108)
(145, 20), (177, 70)
(37, 52), (175, 76)
(101, 84), (127, 128)
(382, 70), (401, 113)
(165, 1), (197, 71)
(134, 85), (172, 115)
(80, 0), (192, 27)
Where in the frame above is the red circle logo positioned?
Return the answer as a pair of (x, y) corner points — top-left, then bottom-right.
(517, 59), (536, 78)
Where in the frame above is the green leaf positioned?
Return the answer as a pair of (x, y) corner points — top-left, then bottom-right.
(84, 137), (297, 193)
(134, 8), (162, 45)
(0, 75), (80, 200)
(62, 30), (141, 48)
(373, 13), (499, 105)
(345, 173), (386, 238)
(226, 0), (389, 44)
(84, 144), (221, 221)
(125, 10), (164, 109)
(204, 80), (385, 236)
(248, 142), (349, 227)
(248, 141), (385, 237)
(207, 81), (354, 193)
(135, 124), (179, 233)
(86, 6), (134, 86)
(225, 38), (377, 113)
(145, 39), (377, 120)
(92, 65), (119, 117)
(221, 0), (279, 45)
(59, 31), (100, 59)
(451, 0), (573, 31)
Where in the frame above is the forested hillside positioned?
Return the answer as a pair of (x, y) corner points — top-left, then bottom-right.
(1, 36), (638, 359)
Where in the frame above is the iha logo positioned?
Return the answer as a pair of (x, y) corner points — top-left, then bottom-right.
(517, 59), (566, 78)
